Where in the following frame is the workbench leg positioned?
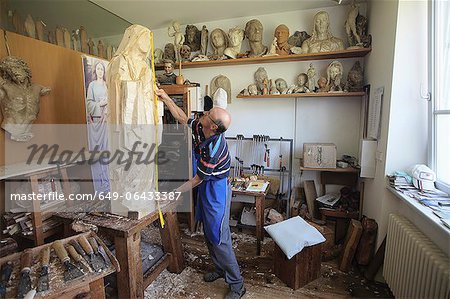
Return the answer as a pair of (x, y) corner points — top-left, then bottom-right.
(160, 211), (185, 273)
(115, 233), (143, 299)
(255, 195), (265, 255)
(89, 278), (105, 299)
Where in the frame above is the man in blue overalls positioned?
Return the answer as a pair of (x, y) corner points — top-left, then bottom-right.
(156, 88), (245, 299)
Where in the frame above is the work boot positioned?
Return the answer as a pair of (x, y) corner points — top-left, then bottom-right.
(225, 285), (246, 299)
(203, 271), (224, 282)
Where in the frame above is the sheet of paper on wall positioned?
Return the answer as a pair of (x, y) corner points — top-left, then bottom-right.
(360, 139), (377, 178)
(367, 87), (384, 140)
(315, 192), (340, 207)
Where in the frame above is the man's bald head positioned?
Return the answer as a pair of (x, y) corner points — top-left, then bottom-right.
(209, 107), (231, 133)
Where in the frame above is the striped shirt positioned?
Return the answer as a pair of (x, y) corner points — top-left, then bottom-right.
(188, 118), (231, 180)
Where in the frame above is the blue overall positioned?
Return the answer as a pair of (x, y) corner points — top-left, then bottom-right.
(193, 143), (244, 291)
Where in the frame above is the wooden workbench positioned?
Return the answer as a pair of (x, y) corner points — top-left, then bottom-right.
(55, 203), (184, 299)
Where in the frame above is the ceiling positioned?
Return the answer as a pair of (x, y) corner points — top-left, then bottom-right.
(8, 0), (356, 38)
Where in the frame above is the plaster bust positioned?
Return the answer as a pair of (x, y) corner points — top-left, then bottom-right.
(210, 28), (228, 60)
(254, 67), (268, 95)
(326, 60), (344, 92)
(245, 19), (267, 57)
(248, 84), (258, 96)
(294, 73), (310, 93)
(163, 43), (176, 62)
(275, 78), (288, 94)
(0, 56), (51, 142)
(274, 24), (293, 56)
(301, 11), (344, 53)
(184, 24), (201, 52)
(317, 76), (329, 92)
(224, 27), (244, 59)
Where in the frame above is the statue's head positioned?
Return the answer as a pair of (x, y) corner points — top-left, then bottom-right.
(0, 56), (32, 85)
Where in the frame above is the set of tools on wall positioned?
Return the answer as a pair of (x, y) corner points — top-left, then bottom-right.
(233, 135), (244, 178)
(0, 235), (110, 298)
(251, 135), (271, 175)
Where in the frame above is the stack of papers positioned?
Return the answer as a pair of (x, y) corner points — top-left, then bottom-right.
(315, 192), (340, 207)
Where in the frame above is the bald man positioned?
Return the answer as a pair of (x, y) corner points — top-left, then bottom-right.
(156, 89), (245, 299)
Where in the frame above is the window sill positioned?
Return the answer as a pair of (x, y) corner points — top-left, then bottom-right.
(387, 186), (450, 236)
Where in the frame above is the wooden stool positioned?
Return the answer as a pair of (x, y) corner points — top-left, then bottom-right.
(273, 242), (322, 290)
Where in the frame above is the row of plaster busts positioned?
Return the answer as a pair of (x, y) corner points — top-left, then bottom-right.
(10, 12), (117, 60)
(158, 7), (371, 63)
(239, 61), (363, 96)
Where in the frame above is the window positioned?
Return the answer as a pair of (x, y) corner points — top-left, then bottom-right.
(431, 0), (450, 187)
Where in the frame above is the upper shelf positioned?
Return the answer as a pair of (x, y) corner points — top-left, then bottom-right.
(237, 91), (365, 99)
(156, 48), (371, 70)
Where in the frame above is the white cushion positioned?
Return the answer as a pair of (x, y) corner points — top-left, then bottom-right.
(264, 216), (326, 259)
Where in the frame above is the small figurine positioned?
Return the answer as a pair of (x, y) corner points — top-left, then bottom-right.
(72, 30), (80, 51)
(24, 14), (36, 38)
(184, 25), (201, 52)
(345, 61), (364, 92)
(248, 84), (258, 96)
(275, 78), (288, 94)
(163, 43), (176, 62)
(301, 11), (344, 53)
(180, 45), (191, 61)
(200, 25), (209, 56)
(63, 28), (71, 49)
(168, 21), (184, 62)
(274, 24), (293, 55)
(35, 20), (46, 41)
(97, 40), (106, 58)
(80, 26), (88, 53)
(326, 61), (344, 92)
(157, 59), (177, 85)
(345, 3), (362, 48)
(269, 79), (280, 95)
(263, 37), (279, 57)
(224, 27), (244, 59)
(306, 63), (316, 92)
(106, 45), (113, 60)
(317, 77), (329, 92)
(293, 73), (310, 93)
(262, 78), (269, 95)
(254, 67), (268, 95)
(245, 19), (267, 57)
(88, 38), (95, 55)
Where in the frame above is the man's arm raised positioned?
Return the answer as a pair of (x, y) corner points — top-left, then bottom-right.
(155, 88), (188, 124)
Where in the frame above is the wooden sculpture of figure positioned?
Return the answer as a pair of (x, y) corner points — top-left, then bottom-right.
(209, 28), (228, 60)
(63, 28), (71, 49)
(168, 20), (184, 62)
(184, 25), (201, 52)
(106, 24), (163, 217)
(274, 24), (293, 55)
(97, 40), (106, 58)
(294, 73), (310, 93)
(211, 75), (231, 104)
(307, 63), (316, 92)
(224, 27), (244, 59)
(317, 76), (329, 92)
(326, 60), (344, 92)
(254, 67), (268, 95)
(80, 26), (88, 53)
(0, 56), (51, 142)
(200, 25), (209, 55)
(301, 11), (344, 53)
(157, 59), (177, 85)
(24, 14), (36, 38)
(345, 3), (362, 48)
(245, 19), (267, 57)
(345, 61), (364, 92)
(275, 78), (288, 94)
(88, 38), (95, 55)
(35, 20), (46, 41)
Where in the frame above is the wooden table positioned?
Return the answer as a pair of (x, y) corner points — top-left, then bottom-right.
(231, 187), (269, 255)
(55, 203), (184, 299)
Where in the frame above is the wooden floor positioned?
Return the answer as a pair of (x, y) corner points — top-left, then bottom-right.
(142, 225), (393, 299)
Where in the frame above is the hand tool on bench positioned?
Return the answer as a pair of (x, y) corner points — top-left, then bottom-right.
(52, 240), (84, 282)
(66, 245), (90, 273)
(36, 247), (50, 292)
(88, 237), (107, 269)
(89, 238), (110, 266)
(78, 236), (103, 272)
(16, 249), (32, 298)
(0, 261), (13, 299)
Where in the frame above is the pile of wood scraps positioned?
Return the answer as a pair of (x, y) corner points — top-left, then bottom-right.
(2, 213), (61, 237)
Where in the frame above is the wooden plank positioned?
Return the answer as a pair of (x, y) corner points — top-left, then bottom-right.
(303, 180), (317, 219)
(159, 212), (184, 273)
(237, 92), (365, 99)
(156, 48), (371, 70)
(143, 253), (171, 288)
(89, 278), (106, 299)
(114, 232), (144, 299)
(339, 219), (363, 272)
(300, 161), (360, 173)
(355, 216), (378, 266)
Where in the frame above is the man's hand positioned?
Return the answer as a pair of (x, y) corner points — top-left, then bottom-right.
(155, 88), (171, 103)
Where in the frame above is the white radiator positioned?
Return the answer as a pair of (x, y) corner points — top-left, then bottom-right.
(384, 214), (450, 298)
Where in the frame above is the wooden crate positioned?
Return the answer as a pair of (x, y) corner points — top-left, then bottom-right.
(273, 242), (322, 290)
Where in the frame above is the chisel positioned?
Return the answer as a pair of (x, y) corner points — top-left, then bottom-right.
(16, 249), (32, 298)
(0, 262), (13, 299)
(52, 240), (84, 282)
(88, 237), (106, 270)
(90, 238), (110, 267)
(78, 236), (103, 272)
(66, 245), (90, 273)
(36, 247), (50, 292)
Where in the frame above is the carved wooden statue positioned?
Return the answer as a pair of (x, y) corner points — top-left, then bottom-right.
(12, 11), (25, 35)
(24, 14), (36, 38)
(97, 40), (106, 58)
(35, 20), (46, 41)
(0, 56), (51, 142)
(55, 27), (64, 47)
(63, 28), (71, 49)
(88, 38), (95, 55)
(106, 24), (163, 218)
(80, 26), (88, 53)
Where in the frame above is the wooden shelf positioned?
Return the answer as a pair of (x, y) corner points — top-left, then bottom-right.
(300, 161), (360, 173)
(237, 91), (365, 99)
(156, 48), (371, 70)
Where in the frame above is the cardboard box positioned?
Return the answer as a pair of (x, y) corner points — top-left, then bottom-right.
(303, 143), (337, 168)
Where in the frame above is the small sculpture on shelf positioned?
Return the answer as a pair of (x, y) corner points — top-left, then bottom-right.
(200, 25), (209, 56)
(157, 59), (177, 85)
(24, 14), (36, 38)
(301, 11), (344, 53)
(275, 78), (288, 94)
(97, 40), (106, 58)
(184, 24), (201, 52)
(317, 76), (329, 92)
(307, 63), (316, 92)
(245, 19), (267, 57)
(254, 67), (269, 95)
(248, 84), (258, 96)
(0, 56), (51, 142)
(294, 73), (310, 93)
(168, 20), (184, 62)
(80, 26), (88, 53)
(180, 45), (191, 61)
(153, 48), (164, 64)
(88, 38), (95, 55)
(211, 75), (231, 104)
(263, 37), (279, 57)
(269, 79), (280, 95)
(163, 43), (176, 62)
(288, 31), (310, 47)
(345, 3), (371, 49)
(209, 28), (228, 60)
(274, 24), (293, 55)
(35, 20), (46, 42)
(345, 61), (364, 92)
(326, 60), (344, 92)
(224, 27), (244, 59)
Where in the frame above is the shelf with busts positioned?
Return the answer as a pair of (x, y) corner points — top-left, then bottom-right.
(155, 48), (371, 70)
(236, 91), (365, 99)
